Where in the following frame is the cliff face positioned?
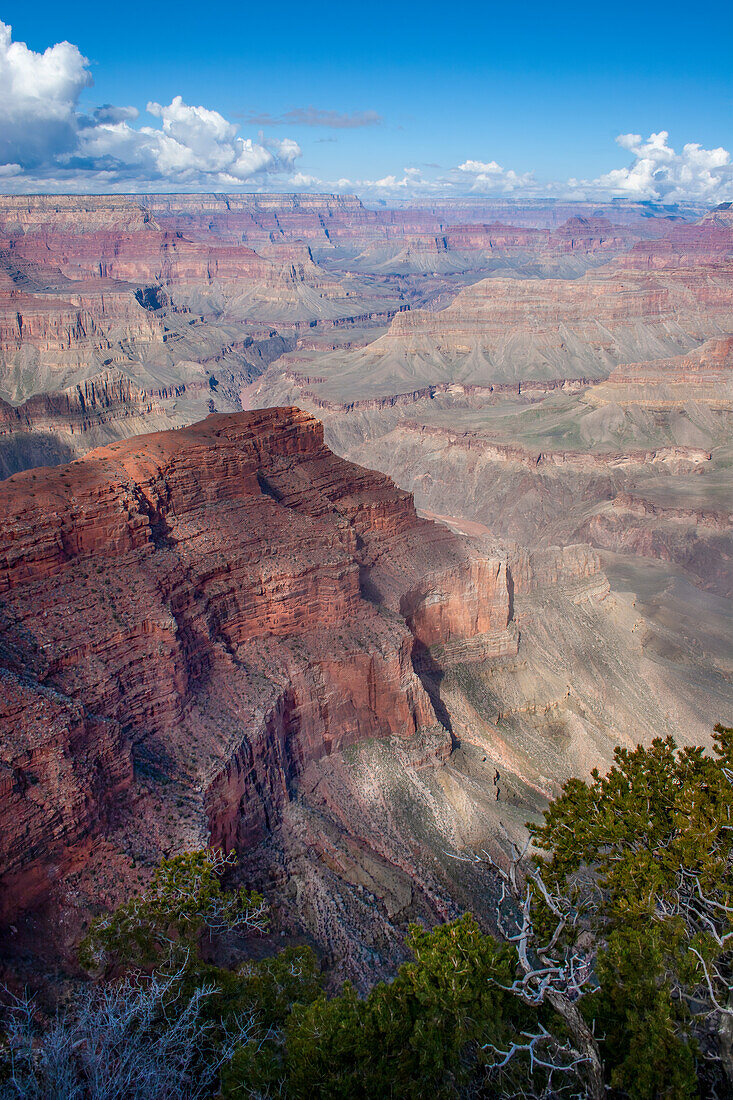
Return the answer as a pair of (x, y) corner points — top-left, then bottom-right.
(0, 194), (367, 239)
(413, 216), (641, 260)
(0, 370), (174, 479)
(268, 264), (732, 405)
(0, 195), (718, 472)
(588, 336), (733, 408)
(2, 195), (730, 979)
(0, 193), (439, 259)
(0, 669), (132, 922)
(379, 266), (733, 376)
(4, 232), (275, 286)
(617, 206), (733, 270)
(0, 370), (163, 436)
(0, 280), (167, 406)
(0, 286), (161, 355)
(0, 408), (514, 925)
(311, 409), (731, 591)
(0, 194), (420, 410)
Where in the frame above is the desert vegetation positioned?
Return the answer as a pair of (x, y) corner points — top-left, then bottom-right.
(2, 726), (732, 1099)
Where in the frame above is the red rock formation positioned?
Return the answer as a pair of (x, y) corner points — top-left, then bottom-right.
(0, 671), (132, 922)
(549, 216), (640, 254)
(0, 288), (160, 357)
(442, 224), (549, 250)
(0, 408), (514, 923)
(0, 194), (673, 275)
(436, 217), (639, 257)
(0, 195), (154, 236)
(304, 256), (730, 394)
(3, 232), (275, 287)
(387, 269), (732, 345)
(0, 192), (434, 252)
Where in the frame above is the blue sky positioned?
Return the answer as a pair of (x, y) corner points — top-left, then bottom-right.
(1, 0), (731, 201)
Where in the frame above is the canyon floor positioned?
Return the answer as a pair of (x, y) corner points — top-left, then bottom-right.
(0, 194), (731, 988)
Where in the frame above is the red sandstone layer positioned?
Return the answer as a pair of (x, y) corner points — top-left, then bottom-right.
(0, 408), (514, 923)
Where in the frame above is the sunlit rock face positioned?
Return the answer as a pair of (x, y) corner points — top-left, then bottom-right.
(0, 407), (514, 930)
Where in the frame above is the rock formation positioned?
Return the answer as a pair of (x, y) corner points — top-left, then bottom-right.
(2, 196), (732, 983)
(0, 370), (172, 478)
(0, 408), (514, 933)
(0, 193), (691, 472)
(290, 262), (733, 397)
(588, 336), (733, 407)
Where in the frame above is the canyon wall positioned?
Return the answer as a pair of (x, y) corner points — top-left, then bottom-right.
(0, 408), (514, 926)
(0, 195), (720, 460)
(2, 196), (731, 980)
(588, 335), (733, 407)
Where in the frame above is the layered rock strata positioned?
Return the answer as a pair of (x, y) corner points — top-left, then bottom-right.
(588, 336), (733, 408)
(0, 408), (514, 926)
(0, 370), (173, 478)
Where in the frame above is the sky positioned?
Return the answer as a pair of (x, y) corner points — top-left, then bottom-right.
(0, 0), (731, 203)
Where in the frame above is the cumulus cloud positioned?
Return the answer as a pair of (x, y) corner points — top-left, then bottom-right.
(586, 131), (733, 203)
(289, 171), (319, 187)
(323, 137), (732, 204)
(68, 96), (301, 188)
(0, 20), (92, 167)
(325, 167), (451, 197)
(0, 21), (302, 190)
(456, 159), (535, 193)
(92, 104), (140, 124)
(0, 20), (731, 207)
(325, 161), (536, 200)
(245, 107), (382, 129)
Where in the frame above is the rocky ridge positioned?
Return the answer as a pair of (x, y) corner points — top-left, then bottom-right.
(0, 408), (514, 933)
(589, 336), (733, 408)
(0, 370), (173, 478)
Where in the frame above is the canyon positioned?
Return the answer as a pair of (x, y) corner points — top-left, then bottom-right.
(0, 408), (711, 986)
(0, 194), (731, 986)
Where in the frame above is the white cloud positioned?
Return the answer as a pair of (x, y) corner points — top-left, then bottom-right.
(73, 102), (302, 185)
(289, 171), (319, 187)
(323, 168), (452, 197)
(0, 22), (302, 189)
(146, 97), (238, 173)
(586, 131), (733, 203)
(319, 161), (535, 199)
(456, 159), (535, 193)
(0, 20), (91, 166)
(325, 137), (732, 204)
(458, 159), (503, 175)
